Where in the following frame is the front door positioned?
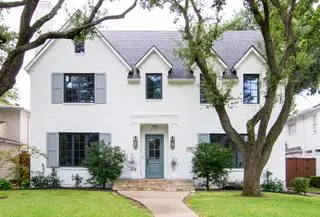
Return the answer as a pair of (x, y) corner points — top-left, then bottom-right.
(145, 134), (164, 178)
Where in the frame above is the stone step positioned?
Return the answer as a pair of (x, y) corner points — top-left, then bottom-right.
(113, 179), (195, 192)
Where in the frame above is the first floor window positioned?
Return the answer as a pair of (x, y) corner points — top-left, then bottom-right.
(146, 73), (162, 99)
(198, 133), (244, 168)
(243, 74), (259, 104)
(64, 73), (95, 103)
(59, 133), (99, 167)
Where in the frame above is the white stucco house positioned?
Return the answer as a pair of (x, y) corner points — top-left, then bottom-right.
(26, 24), (286, 187)
(286, 104), (320, 176)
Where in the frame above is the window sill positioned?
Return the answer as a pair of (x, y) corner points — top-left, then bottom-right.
(230, 168), (244, 172)
(58, 167), (88, 171)
(146, 99), (163, 102)
(62, 103), (95, 105)
(242, 103), (260, 106)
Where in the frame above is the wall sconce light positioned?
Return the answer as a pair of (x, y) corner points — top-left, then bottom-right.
(133, 136), (138, 150)
(170, 136), (175, 150)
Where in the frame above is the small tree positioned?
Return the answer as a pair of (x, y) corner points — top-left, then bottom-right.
(192, 143), (233, 190)
(83, 141), (125, 189)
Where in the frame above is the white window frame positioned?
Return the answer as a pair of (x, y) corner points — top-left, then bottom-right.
(313, 114), (318, 134)
(288, 123), (296, 136)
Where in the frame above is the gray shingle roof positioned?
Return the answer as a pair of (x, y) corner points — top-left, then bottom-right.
(101, 30), (264, 79)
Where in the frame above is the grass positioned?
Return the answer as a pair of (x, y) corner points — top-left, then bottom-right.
(308, 187), (320, 193)
(0, 190), (151, 217)
(185, 191), (320, 217)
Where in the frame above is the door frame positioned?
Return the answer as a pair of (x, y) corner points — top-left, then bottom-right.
(145, 134), (164, 179)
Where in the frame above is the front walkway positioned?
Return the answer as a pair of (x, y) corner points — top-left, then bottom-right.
(118, 191), (198, 217)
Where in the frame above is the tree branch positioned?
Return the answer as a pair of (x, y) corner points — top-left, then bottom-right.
(264, 75), (296, 155)
(87, 0), (105, 22)
(0, 0), (25, 8)
(31, 0), (65, 32)
(12, 0), (138, 54)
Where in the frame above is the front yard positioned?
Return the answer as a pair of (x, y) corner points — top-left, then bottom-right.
(185, 191), (320, 217)
(0, 190), (151, 217)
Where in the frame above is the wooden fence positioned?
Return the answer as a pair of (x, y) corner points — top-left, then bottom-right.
(286, 157), (316, 186)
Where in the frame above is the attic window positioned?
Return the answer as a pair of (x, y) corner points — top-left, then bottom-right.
(75, 41), (85, 54)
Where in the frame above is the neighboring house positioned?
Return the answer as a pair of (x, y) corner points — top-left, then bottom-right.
(285, 104), (320, 176)
(26, 25), (286, 187)
(0, 106), (30, 179)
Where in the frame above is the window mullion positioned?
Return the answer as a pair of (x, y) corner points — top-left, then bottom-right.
(72, 134), (75, 167)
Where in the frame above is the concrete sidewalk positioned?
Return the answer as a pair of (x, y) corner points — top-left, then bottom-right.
(118, 191), (198, 217)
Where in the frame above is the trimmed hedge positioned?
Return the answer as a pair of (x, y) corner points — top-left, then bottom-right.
(309, 176), (320, 188)
(0, 179), (12, 190)
(291, 177), (309, 195)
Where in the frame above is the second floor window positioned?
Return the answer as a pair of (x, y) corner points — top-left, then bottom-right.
(243, 74), (259, 104)
(313, 114), (318, 133)
(64, 74), (94, 103)
(146, 73), (162, 99)
(200, 74), (208, 104)
(288, 123), (296, 136)
(75, 41), (85, 54)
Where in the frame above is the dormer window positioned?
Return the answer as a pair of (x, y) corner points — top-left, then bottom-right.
(146, 73), (162, 99)
(75, 41), (85, 54)
(243, 74), (259, 104)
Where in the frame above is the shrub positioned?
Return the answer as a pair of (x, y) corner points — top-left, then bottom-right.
(71, 174), (83, 188)
(192, 143), (233, 190)
(261, 170), (284, 193)
(0, 179), (12, 190)
(309, 176), (320, 188)
(291, 177), (310, 195)
(21, 180), (30, 189)
(9, 152), (30, 189)
(82, 141), (125, 189)
(30, 164), (63, 189)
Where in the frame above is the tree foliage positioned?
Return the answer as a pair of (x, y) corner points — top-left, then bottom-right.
(192, 143), (233, 190)
(82, 141), (125, 189)
(0, 88), (19, 105)
(0, 0), (140, 97)
(222, 8), (258, 31)
(147, 0), (320, 197)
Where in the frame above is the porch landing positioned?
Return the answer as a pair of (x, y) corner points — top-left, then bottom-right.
(113, 179), (195, 192)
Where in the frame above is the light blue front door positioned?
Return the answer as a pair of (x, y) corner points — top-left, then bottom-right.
(145, 135), (164, 178)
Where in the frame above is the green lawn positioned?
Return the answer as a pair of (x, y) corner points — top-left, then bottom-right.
(0, 190), (151, 217)
(185, 191), (320, 217)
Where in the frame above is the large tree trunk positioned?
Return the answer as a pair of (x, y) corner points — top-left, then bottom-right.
(241, 149), (265, 197)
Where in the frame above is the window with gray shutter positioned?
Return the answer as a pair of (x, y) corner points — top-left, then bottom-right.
(47, 133), (59, 168)
(52, 73), (63, 104)
(95, 73), (106, 104)
(198, 133), (210, 143)
(100, 133), (111, 145)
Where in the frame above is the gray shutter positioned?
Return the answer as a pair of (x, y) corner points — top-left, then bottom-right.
(95, 73), (106, 104)
(47, 133), (59, 168)
(100, 133), (111, 145)
(198, 133), (210, 143)
(51, 73), (63, 104)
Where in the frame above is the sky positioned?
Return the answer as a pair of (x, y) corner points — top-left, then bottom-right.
(4, 0), (320, 111)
